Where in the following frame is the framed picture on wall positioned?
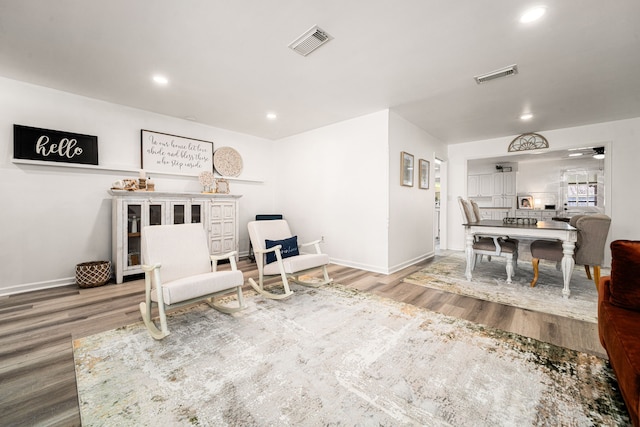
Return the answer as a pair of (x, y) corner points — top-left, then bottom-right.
(419, 159), (430, 189)
(518, 195), (534, 209)
(141, 129), (214, 176)
(401, 151), (414, 187)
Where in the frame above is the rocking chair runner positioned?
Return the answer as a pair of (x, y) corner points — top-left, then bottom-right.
(247, 219), (332, 299)
(139, 223), (246, 340)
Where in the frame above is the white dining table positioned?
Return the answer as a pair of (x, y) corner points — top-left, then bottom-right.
(463, 220), (578, 298)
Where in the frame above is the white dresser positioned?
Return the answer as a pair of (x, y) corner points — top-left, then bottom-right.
(109, 190), (241, 283)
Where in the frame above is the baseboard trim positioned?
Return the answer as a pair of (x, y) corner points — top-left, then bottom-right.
(388, 252), (435, 274)
(328, 258), (389, 274)
(328, 252), (434, 275)
(1, 252), (436, 296)
(1, 276), (76, 297)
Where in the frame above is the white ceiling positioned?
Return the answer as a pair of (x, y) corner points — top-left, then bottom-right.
(1, 1), (639, 143)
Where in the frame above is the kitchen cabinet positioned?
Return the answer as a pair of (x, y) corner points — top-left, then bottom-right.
(493, 172), (516, 196)
(468, 174), (493, 197)
(492, 196), (515, 220)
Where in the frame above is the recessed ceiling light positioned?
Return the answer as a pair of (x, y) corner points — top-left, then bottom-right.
(520, 6), (546, 23)
(520, 113), (533, 120)
(266, 112), (277, 120)
(152, 74), (169, 85)
(568, 153), (583, 157)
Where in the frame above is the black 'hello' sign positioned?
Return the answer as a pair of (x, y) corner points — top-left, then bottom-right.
(13, 124), (99, 165)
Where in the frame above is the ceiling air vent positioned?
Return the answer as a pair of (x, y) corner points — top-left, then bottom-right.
(474, 64), (518, 84)
(288, 25), (333, 56)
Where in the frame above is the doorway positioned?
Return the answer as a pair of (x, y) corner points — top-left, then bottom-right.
(434, 157), (446, 252)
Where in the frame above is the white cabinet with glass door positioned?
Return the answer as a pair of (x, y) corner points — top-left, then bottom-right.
(110, 191), (241, 284)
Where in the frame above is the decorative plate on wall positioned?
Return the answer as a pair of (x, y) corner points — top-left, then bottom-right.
(213, 146), (243, 177)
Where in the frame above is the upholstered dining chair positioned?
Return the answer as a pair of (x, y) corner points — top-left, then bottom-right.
(140, 223), (246, 340)
(469, 198), (519, 247)
(458, 197), (519, 283)
(247, 219), (331, 299)
(530, 214), (611, 288)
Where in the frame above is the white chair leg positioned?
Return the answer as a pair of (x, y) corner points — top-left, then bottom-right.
(249, 278), (294, 299)
(322, 265), (332, 284)
(139, 302), (170, 340)
(505, 255), (514, 284)
(140, 271), (170, 340)
(292, 266), (333, 287)
(208, 286), (246, 314)
(237, 285), (245, 307)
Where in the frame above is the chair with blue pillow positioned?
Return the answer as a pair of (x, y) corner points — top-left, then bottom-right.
(247, 219), (332, 299)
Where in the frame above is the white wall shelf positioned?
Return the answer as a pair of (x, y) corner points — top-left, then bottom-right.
(11, 159), (264, 183)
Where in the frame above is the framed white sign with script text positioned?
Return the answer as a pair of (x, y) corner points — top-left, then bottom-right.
(141, 130), (214, 176)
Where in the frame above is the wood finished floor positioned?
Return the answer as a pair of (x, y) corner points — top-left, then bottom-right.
(0, 254), (605, 426)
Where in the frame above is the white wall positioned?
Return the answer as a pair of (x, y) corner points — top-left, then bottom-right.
(447, 117), (640, 266)
(388, 111), (445, 271)
(274, 111), (390, 273)
(0, 77), (275, 294)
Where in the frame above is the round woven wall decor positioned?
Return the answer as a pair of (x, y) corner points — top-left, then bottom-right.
(213, 146), (243, 177)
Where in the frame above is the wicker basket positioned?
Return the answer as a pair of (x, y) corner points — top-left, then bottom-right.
(76, 261), (112, 288)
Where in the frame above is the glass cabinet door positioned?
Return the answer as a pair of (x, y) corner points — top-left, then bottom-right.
(191, 203), (202, 223)
(148, 204), (163, 226)
(173, 204), (185, 224)
(126, 204), (142, 267)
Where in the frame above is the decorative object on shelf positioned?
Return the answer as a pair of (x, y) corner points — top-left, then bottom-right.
(198, 170), (215, 193)
(111, 179), (125, 190)
(503, 217), (538, 225)
(401, 151), (414, 187)
(138, 170), (147, 190)
(215, 178), (230, 194)
(508, 132), (549, 152)
(130, 215), (138, 233)
(75, 261), (111, 288)
(213, 146), (243, 177)
(419, 159), (430, 189)
(518, 195), (534, 209)
(146, 177), (155, 191)
(141, 129), (214, 177)
(128, 252), (140, 266)
(123, 179), (138, 191)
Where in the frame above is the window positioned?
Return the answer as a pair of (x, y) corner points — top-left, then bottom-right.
(563, 170), (600, 207)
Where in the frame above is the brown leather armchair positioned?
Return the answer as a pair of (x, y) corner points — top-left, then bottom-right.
(530, 214), (611, 288)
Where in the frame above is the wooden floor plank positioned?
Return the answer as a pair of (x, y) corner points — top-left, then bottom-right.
(0, 255), (606, 425)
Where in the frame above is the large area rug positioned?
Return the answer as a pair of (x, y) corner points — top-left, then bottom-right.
(405, 251), (606, 323)
(73, 284), (629, 426)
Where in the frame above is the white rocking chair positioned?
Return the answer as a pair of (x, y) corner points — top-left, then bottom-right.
(139, 223), (245, 340)
(247, 219), (332, 299)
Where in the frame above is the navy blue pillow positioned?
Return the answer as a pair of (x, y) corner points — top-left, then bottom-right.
(265, 236), (299, 264)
